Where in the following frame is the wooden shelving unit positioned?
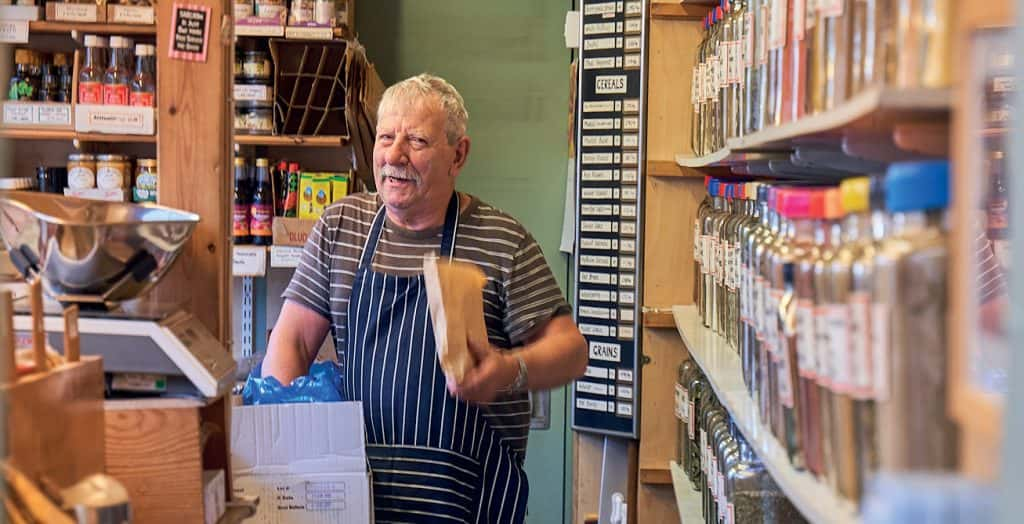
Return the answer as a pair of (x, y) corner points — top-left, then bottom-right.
(676, 85), (951, 169)
(669, 461), (701, 524)
(29, 21), (156, 35)
(0, 128), (156, 143)
(233, 134), (349, 147)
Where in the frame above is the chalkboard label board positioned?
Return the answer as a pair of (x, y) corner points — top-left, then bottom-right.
(169, 3), (211, 62)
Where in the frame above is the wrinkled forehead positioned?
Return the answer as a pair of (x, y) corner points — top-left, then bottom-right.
(378, 92), (444, 123)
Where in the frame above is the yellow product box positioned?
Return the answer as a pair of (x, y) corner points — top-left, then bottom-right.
(298, 172), (332, 220)
(330, 171), (350, 203)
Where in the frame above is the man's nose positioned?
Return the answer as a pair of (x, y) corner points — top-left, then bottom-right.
(383, 140), (409, 166)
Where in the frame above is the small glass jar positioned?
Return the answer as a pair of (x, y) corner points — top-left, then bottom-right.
(67, 153), (97, 189)
(96, 154), (130, 190)
(240, 51), (272, 81)
(255, 0), (286, 21)
(234, 0), (253, 19)
(235, 102), (274, 135)
(133, 158), (158, 202)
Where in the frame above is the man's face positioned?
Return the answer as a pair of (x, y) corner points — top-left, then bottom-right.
(373, 97), (466, 215)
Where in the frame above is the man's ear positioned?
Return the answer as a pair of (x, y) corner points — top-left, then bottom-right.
(450, 136), (471, 178)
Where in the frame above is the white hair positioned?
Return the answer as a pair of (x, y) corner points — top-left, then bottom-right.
(378, 73), (469, 145)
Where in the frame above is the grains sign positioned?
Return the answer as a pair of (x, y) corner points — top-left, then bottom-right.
(169, 4), (211, 62)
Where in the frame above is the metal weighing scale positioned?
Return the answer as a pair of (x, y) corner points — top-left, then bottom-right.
(0, 191), (236, 399)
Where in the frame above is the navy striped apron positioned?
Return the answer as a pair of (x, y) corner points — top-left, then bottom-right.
(344, 193), (528, 523)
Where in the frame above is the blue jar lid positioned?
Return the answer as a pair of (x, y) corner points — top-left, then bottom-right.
(885, 161), (950, 212)
(709, 179), (719, 197)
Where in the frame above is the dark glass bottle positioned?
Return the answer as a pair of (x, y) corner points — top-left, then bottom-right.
(275, 160), (288, 215)
(233, 157), (252, 245)
(39, 63), (60, 102)
(987, 150), (1009, 241)
(250, 158), (274, 245)
(8, 49), (38, 101)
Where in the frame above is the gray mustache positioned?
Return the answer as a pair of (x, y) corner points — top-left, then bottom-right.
(381, 165), (421, 182)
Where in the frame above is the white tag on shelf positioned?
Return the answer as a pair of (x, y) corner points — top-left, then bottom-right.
(37, 103), (71, 125)
(3, 102), (33, 124)
(233, 246), (267, 276)
(0, 19), (29, 43)
(269, 245), (302, 268)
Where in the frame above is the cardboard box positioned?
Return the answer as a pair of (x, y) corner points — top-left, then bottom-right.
(46, 1), (104, 22)
(203, 469), (226, 524)
(231, 402), (373, 523)
(271, 217), (316, 246)
(74, 104), (155, 136)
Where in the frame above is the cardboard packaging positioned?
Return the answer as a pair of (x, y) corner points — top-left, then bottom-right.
(423, 256), (488, 384)
(203, 469), (226, 524)
(271, 217), (317, 247)
(231, 402), (373, 523)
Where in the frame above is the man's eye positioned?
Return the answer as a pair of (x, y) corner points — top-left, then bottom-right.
(378, 134), (394, 141)
(410, 137), (427, 147)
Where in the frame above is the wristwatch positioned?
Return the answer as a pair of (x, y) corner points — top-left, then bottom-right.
(509, 354), (528, 391)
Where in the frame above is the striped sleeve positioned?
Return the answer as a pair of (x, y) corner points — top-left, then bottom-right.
(502, 233), (571, 345)
(282, 214), (334, 319)
(976, 230), (1008, 304)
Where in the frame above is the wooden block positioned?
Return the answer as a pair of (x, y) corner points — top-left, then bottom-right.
(423, 255), (488, 385)
(62, 305), (79, 363)
(1, 291), (15, 383)
(3, 357), (105, 489)
(2, 462), (75, 524)
(638, 466), (673, 485)
(105, 399), (205, 524)
(28, 279), (46, 373)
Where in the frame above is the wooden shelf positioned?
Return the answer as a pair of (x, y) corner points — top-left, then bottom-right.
(639, 466), (672, 485)
(0, 128), (156, 143)
(675, 85), (951, 169)
(29, 21), (156, 35)
(642, 309), (677, 328)
(651, 2), (713, 20)
(233, 134), (349, 147)
(672, 305), (861, 524)
(670, 460), (701, 524)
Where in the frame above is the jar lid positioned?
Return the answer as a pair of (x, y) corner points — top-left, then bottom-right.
(14, 48), (32, 64)
(243, 50), (269, 57)
(109, 36), (132, 48)
(234, 157), (247, 167)
(97, 154), (129, 161)
(255, 158), (270, 167)
(83, 35), (107, 48)
(0, 177), (37, 190)
(53, 53), (69, 67)
(138, 158), (157, 167)
(68, 153), (96, 161)
(135, 44), (155, 56)
(885, 161), (950, 213)
(236, 100), (273, 110)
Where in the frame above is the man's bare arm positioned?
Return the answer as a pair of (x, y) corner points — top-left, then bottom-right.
(261, 300), (331, 385)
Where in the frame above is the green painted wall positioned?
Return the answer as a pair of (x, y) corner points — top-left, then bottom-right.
(357, 2), (573, 523)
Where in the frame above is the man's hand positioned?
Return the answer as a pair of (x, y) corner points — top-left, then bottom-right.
(447, 337), (518, 404)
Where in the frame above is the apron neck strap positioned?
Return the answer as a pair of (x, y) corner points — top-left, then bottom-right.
(360, 192), (461, 270)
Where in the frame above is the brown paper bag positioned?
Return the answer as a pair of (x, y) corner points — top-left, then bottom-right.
(423, 254), (489, 385)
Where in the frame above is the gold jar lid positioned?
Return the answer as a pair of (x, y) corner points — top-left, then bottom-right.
(138, 158), (157, 167)
(68, 154), (96, 162)
(234, 157), (247, 167)
(53, 53), (69, 67)
(14, 49), (32, 65)
(255, 158), (269, 167)
(96, 154), (129, 162)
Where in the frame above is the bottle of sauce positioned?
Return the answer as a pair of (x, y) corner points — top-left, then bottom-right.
(130, 44), (156, 107)
(103, 36), (132, 105)
(284, 162), (300, 218)
(233, 157), (252, 245)
(8, 49), (38, 101)
(274, 160), (289, 215)
(250, 158), (274, 245)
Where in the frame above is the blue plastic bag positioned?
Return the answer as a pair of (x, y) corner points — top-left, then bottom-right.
(242, 359), (344, 405)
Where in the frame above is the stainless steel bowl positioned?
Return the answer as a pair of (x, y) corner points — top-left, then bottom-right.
(0, 191), (199, 307)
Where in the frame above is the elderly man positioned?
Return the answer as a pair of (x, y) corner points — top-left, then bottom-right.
(262, 73), (587, 523)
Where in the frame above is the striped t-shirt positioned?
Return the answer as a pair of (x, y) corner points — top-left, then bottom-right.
(282, 191), (571, 458)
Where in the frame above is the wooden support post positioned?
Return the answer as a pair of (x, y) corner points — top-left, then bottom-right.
(28, 279), (46, 373)
(62, 305), (80, 363)
(0, 291), (15, 383)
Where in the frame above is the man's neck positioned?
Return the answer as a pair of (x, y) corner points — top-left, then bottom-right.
(386, 192), (462, 232)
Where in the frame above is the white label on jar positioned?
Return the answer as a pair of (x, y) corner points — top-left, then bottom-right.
(691, 67), (700, 106)
(796, 299), (816, 378)
(769, 0), (788, 50)
(54, 2), (97, 22)
(871, 301), (890, 401)
(717, 471), (725, 515)
(778, 334), (794, 407)
(674, 383), (687, 420)
(754, 274), (765, 340)
(818, 0), (843, 17)
(814, 305), (831, 386)
(96, 165), (125, 189)
(688, 399), (696, 439)
(758, 4), (770, 64)
(730, 40), (742, 83)
(744, 12), (754, 68)
(825, 303), (850, 393)
(699, 428), (707, 472)
(234, 84), (271, 102)
(793, 0), (806, 40)
(693, 221), (701, 260)
(68, 166), (96, 189)
(848, 291), (871, 398)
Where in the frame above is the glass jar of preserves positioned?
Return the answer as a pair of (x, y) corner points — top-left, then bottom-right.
(134, 158), (158, 202)
(240, 51), (272, 81)
(67, 154), (97, 189)
(235, 101), (274, 134)
(96, 154), (130, 190)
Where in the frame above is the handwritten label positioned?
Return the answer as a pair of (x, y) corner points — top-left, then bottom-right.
(581, 170), (615, 182)
(110, 5), (155, 24)
(585, 366), (610, 379)
(595, 75), (627, 94)
(589, 341), (622, 363)
(580, 272), (613, 285)
(170, 3), (211, 62)
(54, 3), (97, 22)
(0, 20), (29, 43)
